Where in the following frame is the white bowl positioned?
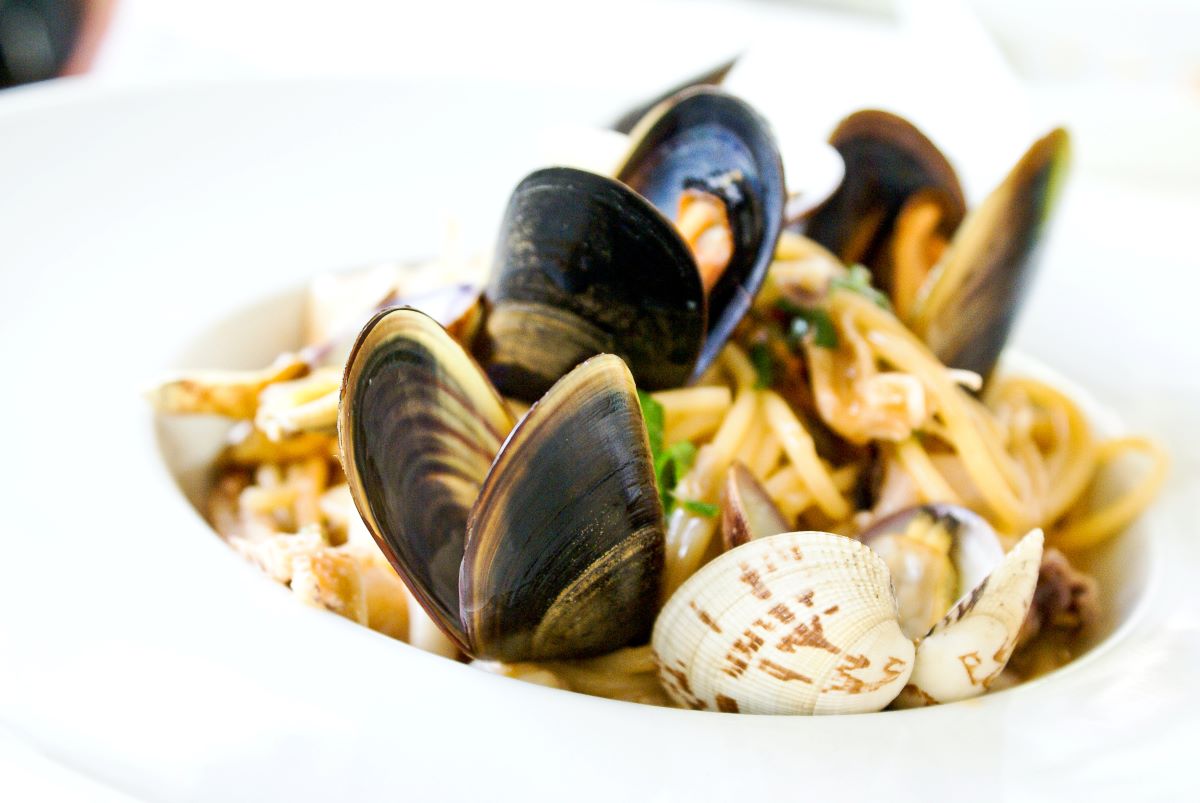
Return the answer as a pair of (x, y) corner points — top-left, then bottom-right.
(1, 78), (1195, 802)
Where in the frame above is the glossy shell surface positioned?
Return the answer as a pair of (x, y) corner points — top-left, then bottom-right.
(912, 129), (1070, 379)
(461, 354), (665, 662)
(616, 87), (786, 379)
(338, 307), (514, 651)
(480, 167), (705, 401)
(805, 109), (965, 278)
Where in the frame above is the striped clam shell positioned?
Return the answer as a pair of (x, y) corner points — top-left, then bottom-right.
(893, 528), (1044, 708)
(652, 531), (915, 715)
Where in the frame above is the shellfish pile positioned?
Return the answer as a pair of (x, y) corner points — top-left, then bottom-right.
(147, 75), (1099, 714)
(331, 86), (1065, 712)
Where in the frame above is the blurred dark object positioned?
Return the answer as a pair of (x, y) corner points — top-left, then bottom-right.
(0, 0), (89, 88)
(610, 55), (739, 134)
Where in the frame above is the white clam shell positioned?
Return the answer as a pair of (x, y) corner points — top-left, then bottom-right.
(894, 529), (1045, 708)
(652, 531), (915, 715)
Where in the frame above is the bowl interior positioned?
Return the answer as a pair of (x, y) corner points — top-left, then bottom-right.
(154, 284), (1154, 682)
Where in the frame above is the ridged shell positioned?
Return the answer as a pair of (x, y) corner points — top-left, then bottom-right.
(461, 354), (665, 662)
(338, 307), (515, 651)
(894, 529), (1044, 708)
(652, 531), (915, 715)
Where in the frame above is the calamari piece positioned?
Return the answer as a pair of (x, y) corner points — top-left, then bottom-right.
(219, 421), (335, 467)
(145, 352), (308, 418)
(255, 368), (341, 440)
(290, 548), (368, 625)
(231, 524), (328, 583)
(318, 484), (356, 542)
(347, 545), (410, 640)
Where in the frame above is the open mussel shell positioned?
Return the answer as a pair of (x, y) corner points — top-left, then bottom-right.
(479, 167), (705, 402)
(721, 463), (790, 550)
(616, 87), (786, 379)
(653, 531), (915, 714)
(805, 110), (965, 292)
(859, 504), (1004, 640)
(910, 129), (1071, 379)
(338, 307), (515, 652)
(461, 354), (665, 662)
(894, 529), (1044, 708)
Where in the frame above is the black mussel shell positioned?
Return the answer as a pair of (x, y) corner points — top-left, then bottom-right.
(911, 129), (1070, 380)
(479, 167), (706, 402)
(617, 87), (786, 379)
(461, 354), (665, 662)
(805, 109), (965, 297)
(338, 307), (515, 651)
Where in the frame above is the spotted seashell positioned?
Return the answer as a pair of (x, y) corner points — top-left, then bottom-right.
(651, 531), (915, 715)
(893, 529), (1044, 708)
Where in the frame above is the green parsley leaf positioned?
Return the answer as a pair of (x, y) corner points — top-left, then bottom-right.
(831, 264), (891, 309)
(749, 343), (774, 389)
(787, 308), (839, 349)
(680, 499), (720, 518)
(639, 388), (715, 517)
(653, 440), (698, 514)
(637, 390), (664, 458)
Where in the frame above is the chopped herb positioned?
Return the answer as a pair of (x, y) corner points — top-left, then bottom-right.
(786, 307), (839, 349)
(749, 343), (774, 389)
(637, 390), (664, 457)
(681, 499), (720, 518)
(655, 441), (697, 511)
(831, 264), (891, 309)
(639, 388), (718, 517)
